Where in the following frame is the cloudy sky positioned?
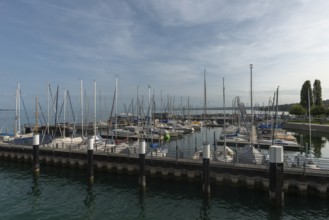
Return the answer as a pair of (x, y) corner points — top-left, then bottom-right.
(1, 0), (329, 112)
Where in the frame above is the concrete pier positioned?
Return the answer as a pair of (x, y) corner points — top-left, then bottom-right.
(1, 142), (329, 198)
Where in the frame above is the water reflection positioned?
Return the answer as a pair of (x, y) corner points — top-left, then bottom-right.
(292, 131), (328, 158)
(28, 174), (42, 213)
(199, 195), (211, 220)
(83, 183), (95, 219)
(138, 189), (146, 219)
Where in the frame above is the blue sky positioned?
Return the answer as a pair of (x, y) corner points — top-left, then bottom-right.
(1, 0), (329, 113)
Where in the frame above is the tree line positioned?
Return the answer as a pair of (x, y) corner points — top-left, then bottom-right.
(289, 79), (329, 116)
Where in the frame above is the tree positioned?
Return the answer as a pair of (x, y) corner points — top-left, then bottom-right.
(300, 80), (313, 109)
(289, 104), (306, 115)
(313, 79), (323, 106)
(311, 105), (325, 116)
(325, 107), (329, 117)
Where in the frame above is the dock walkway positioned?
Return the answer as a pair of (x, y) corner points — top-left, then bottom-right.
(0, 141), (329, 197)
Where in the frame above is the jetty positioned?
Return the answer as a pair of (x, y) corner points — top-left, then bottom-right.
(216, 139), (303, 151)
(1, 141), (329, 198)
(283, 122), (329, 133)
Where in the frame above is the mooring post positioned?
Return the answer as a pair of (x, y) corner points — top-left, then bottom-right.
(139, 139), (146, 189)
(202, 142), (210, 195)
(235, 140), (238, 163)
(32, 134), (40, 174)
(269, 145), (284, 207)
(176, 138), (178, 161)
(194, 136), (197, 153)
(87, 138), (94, 184)
(213, 131), (217, 159)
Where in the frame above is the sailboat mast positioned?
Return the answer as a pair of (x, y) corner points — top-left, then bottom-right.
(80, 80), (84, 137)
(249, 64), (253, 145)
(148, 85), (151, 127)
(115, 76), (118, 141)
(204, 69), (207, 116)
(14, 82), (19, 135)
(47, 83), (50, 134)
(308, 89), (312, 154)
(63, 89), (66, 137)
(204, 69), (207, 141)
(34, 97), (39, 133)
(94, 80), (97, 139)
(223, 77), (227, 160)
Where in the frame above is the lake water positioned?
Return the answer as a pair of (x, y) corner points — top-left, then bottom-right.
(1, 160), (329, 220)
(1, 122), (329, 218)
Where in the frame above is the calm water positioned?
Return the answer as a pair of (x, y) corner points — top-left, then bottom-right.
(2, 110), (329, 219)
(1, 161), (329, 220)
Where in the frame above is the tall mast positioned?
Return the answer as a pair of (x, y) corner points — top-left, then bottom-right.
(14, 82), (20, 136)
(115, 76), (118, 131)
(148, 85), (151, 127)
(249, 64), (253, 146)
(80, 80), (84, 137)
(94, 80), (97, 139)
(204, 69), (207, 116)
(204, 69), (207, 141)
(137, 85), (140, 126)
(63, 89), (66, 137)
(34, 97), (39, 133)
(308, 88), (312, 155)
(47, 83), (50, 134)
(223, 77), (227, 160)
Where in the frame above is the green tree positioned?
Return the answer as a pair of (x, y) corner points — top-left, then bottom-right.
(300, 80), (313, 109)
(289, 104), (306, 115)
(313, 79), (323, 106)
(311, 105), (325, 116)
(325, 107), (329, 117)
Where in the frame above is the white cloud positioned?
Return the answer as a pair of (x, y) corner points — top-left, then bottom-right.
(1, 0), (329, 110)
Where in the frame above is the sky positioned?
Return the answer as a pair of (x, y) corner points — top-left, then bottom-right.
(1, 0), (329, 114)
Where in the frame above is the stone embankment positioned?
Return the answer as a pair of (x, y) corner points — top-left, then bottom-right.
(283, 122), (329, 133)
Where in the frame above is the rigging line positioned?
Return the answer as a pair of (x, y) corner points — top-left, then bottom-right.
(38, 101), (47, 126)
(19, 89), (31, 129)
(67, 91), (76, 123)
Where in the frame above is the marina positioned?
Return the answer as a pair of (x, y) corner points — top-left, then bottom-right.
(2, 1), (329, 218)
(2, 124), (329, 196)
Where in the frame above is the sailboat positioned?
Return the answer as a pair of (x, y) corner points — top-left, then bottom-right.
(235, 64), (265, 165)
(51, 85), (84, 147)
(290, 89), (319, 169)
(214, 77), (234, 162)
(11, 84), (52, 145)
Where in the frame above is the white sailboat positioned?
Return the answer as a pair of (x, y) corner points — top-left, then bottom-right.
(51, 86), (84, 147)
(215, 77), (234, 162)
(290, 89), (319, 169)
(236, 64), (265, 165)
